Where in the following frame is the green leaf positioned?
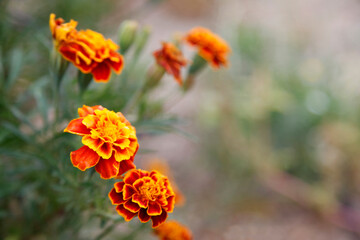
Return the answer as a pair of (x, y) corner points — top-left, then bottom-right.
(5, 48), (23, 90)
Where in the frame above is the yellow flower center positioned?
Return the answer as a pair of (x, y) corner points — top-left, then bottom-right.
(138, 177), (163, 201)
(89, 110), (130, 143)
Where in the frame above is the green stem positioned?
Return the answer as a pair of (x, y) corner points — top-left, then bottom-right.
(95, 223), (116, 240)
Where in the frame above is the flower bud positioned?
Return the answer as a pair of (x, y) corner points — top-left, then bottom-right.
(183, 53), (207, 91)
(188, 53), (207, 75)
(144, 64), (166, 90)
(118, 20), (138, 54)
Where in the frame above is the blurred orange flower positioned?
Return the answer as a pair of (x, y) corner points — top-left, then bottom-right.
(154, 220), (193, 240)
(153, 42), (187, 85)
(185, 27), (230, 68)
(49, 13), (124, 82)
(147, 159), (185, 206)
(64, 105), (138, 179)
(109, 169), (175, 228)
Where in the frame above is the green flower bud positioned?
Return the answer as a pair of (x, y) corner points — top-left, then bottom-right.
(183, 53), (207, 91)
(144, 64), (166, 90)
(118, 20), (138, 54)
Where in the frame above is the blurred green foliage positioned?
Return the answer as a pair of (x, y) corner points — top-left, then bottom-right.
(198, 25), (360, 232)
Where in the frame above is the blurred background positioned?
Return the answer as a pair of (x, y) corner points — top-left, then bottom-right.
(1, 0), (360, 239)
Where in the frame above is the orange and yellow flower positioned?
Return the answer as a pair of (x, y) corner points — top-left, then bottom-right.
(185, 27), (230, 68)
(153, 42), (187, 85)
(154, 220), (193, 240)
(64, 105), (138, 179)
(109, 169), (175, 228)
(49, 13), (124, 82)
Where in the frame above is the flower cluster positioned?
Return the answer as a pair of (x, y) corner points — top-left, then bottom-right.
(50, 13), (124, 82)
(58, 14), (230, 233)
(109, 169), (175, 227)
(154, 220), (193, 240)
(64, 105), (138, 179)
(153, 42), (187, 85)
(185, 27), (231, 68)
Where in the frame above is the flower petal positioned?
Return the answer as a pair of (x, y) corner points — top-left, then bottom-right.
(123, 170), (140, 185)
(95, 155), (119, 179)
(109, 188), (125, 205)
(138, 208), (151, 223)
(82, 114), (98, 129)
(123, 184), (136, 200)
(116, 205), (137, 221)
(151, 210), (167, 228)
(70, 146), (100, 171)
(92, 62), (111, 82)
(78, 105), (104, 117)
(107, 54), (124, 74)
(124, 199), (141, 213)
(64, 118), (90, 135)
(114, 181), (125, 193)
(82, 135), (103, 152)
(132, 194), (149, 208)
(164, 195), (175, 213)
(96, 142), (113, 159)
(147, 202), (162, 216)
(117, 158), (136, 176)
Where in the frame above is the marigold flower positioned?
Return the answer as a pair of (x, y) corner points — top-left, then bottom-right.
(185, 27), (230, 68)
(64, 105), (138, 179)
(49, 13), (124, 82)
(108, 169), (175, 228)
(147, 159), (185, 206)
(153, 42), (187, 85)
(154, 220), (193, 240)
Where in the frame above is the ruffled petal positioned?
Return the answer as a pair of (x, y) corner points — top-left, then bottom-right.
(108, 188), (126, 205)
(123, 170), (140, 185)
(82, 114), (98, 129)
(151, 210), (167, 228)
(123, 184), (136, 200)
(138, 208), (151, 223)
(82, 135), (103, 152)
(117, 158), (136, 176)
(78, 105), (104, 117)
(92, 62), (111, 82)
(107, 54), (124, 74)
(96, 142), (113, 159)
(132, 194), (149, 208)
(116, 205), (137, 221)
(147, 202), (162, 216)
(95, 155), (119, 179)
(114, 181), (125, 193)
(124, 199), (141, 213)
(164, 195), (175, 213)
(64, 118), (90, 135)
(70, 145), (100, 171)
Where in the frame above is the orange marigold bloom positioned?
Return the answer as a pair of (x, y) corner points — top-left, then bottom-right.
(109, 169), (175, 228)
(154, 220), (193, 240)
(153, 42), (187, 85)
(185, 27), (230, 68)
(49, 13), (124, 82)
(64, 105), (138, 179)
